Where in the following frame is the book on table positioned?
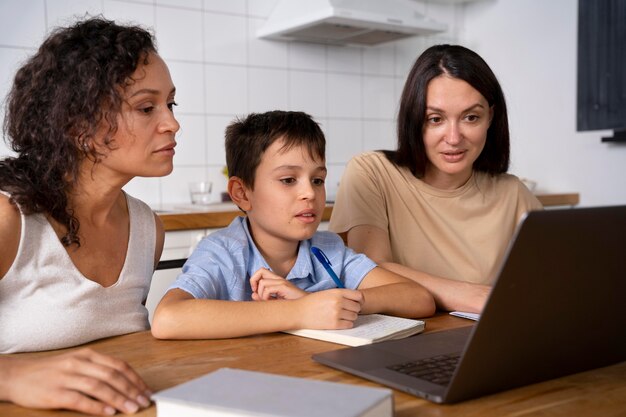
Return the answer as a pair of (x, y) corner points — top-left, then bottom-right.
(153, 367), (393, 417)
(283, 313), (425, 347)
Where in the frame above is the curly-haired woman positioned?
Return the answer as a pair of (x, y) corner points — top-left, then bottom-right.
(0, 17), (179, 415)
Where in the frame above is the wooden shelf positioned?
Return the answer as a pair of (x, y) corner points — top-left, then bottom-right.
(535, 193), (579, 207)
(160, 205), (333, 231)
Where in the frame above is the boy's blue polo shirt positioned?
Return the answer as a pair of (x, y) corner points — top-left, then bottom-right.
(168, 216), (377, 301)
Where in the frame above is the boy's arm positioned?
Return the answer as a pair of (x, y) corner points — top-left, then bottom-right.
(357, 267), (436, 318)
(151, 288), (364, 339)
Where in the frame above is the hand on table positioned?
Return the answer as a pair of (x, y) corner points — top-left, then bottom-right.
(3, 348), (151, 415)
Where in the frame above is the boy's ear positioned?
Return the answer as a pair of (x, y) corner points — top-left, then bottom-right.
(228, 176), (252, 212)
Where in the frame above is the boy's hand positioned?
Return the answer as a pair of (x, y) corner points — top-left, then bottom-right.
(296, 289), (364, 330)
(250, 267), (307, 301)
(3, 348), (152, 415)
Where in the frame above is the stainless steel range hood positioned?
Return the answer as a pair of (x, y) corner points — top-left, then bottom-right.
(257, 0), (447, 46)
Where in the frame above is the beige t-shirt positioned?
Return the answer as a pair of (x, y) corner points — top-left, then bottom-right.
(329, 152), (543, 285)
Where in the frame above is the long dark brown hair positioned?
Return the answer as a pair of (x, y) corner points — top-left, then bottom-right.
(1, 17), (156, 246)
(384, 44), (510, 178)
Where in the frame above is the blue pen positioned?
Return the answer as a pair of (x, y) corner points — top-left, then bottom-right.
(311, 246), (345, 288)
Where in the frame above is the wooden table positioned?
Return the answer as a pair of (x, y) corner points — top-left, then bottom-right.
(3, 313), (624, 416)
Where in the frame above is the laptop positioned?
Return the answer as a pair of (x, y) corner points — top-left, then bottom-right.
(313, 205), (626, 403)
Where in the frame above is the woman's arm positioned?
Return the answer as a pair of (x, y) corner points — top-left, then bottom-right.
(152, 213), (165, 270)
(357, 267), (435, 318)
(0, 195), (21, 279)
(151, 288), (365, 339)
(0, 350), (151, 415)
(348, 225), (490, 313)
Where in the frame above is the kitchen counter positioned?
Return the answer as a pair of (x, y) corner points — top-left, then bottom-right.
(157, 193), (580, 232)
(157, 202), (334, 231)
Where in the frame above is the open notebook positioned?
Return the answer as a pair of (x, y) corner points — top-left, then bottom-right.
(284, 314), (425, 347)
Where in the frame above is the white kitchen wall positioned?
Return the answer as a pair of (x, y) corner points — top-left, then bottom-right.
(0, 0), (457, 208)
(459, 0), (626, 207)
(12, 2), (618, 208)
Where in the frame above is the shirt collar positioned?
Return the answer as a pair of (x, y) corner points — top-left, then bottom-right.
(241, 217), (315, 281)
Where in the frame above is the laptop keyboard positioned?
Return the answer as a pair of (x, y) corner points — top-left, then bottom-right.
(387, 354), (461, 386)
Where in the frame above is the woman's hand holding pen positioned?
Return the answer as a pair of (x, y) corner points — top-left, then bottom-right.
(1, 348), (151, 416)
(250, 268), (307, 301)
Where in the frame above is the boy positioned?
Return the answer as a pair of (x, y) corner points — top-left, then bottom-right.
(151, 111), (435, 339)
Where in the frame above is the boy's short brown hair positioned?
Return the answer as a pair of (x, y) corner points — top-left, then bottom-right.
(225, 111), (325, 189)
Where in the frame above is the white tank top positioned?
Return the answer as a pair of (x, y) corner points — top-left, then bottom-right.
(0, 192), (155, 353)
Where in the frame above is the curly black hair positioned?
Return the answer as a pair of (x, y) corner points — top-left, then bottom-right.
(0, 17), (156, 246)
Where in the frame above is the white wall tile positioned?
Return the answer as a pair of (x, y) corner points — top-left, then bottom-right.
(363, 120), (396, 152)
(326, 163), (346, 202)
(156, 0), (202, 10)
(156, 6), (203, 61)
(248, 17), (288, 68)
(205, 64), (248, 115)
(203, 0), (246, 14)
(325, 119), (362, 164)
(289, 71), (326, 118)
(363, 44), (396, 76)
(363, 76), (397, 119)
(204, 12), (247, 64)
(0, 47), (36, 159)
(205, 115), (231, 165)
(248, 0), (279, 18)
(123, 177), (161, 206)
(395, 36), (428, 77)
(167, 61), (205, 114)
(327, 73), (362, 118)
(0, 0), (46, 48)
(46, 0), (103, 29)
(103, 0), (155, 28)
(315, 117), (328, 142)
(0, 136), (13, 158)
(424, 1), (456, 39)
(173, 114), (206, 166)
(160, 165), (220, 204)
(327, 45), (362, 74)
(289, 42), (326, 71)
(0, 48), (31, 102)
(395, 77), (406, 106)
(248, 67), (288, 113)
(409, 0), (427, 14)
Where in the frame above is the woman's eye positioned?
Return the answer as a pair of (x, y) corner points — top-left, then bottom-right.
(167, 101), (178, 111)
(312, 178), (325, 186)
(280, 178), (296, 185)
(140, 106), (154, 114)
(465, 114), (479, 122)
(427, 116), (442, 124)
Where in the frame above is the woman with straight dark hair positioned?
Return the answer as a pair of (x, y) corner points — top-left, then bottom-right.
(330, 44), (542, 313)
(0, 17), (179, 414)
